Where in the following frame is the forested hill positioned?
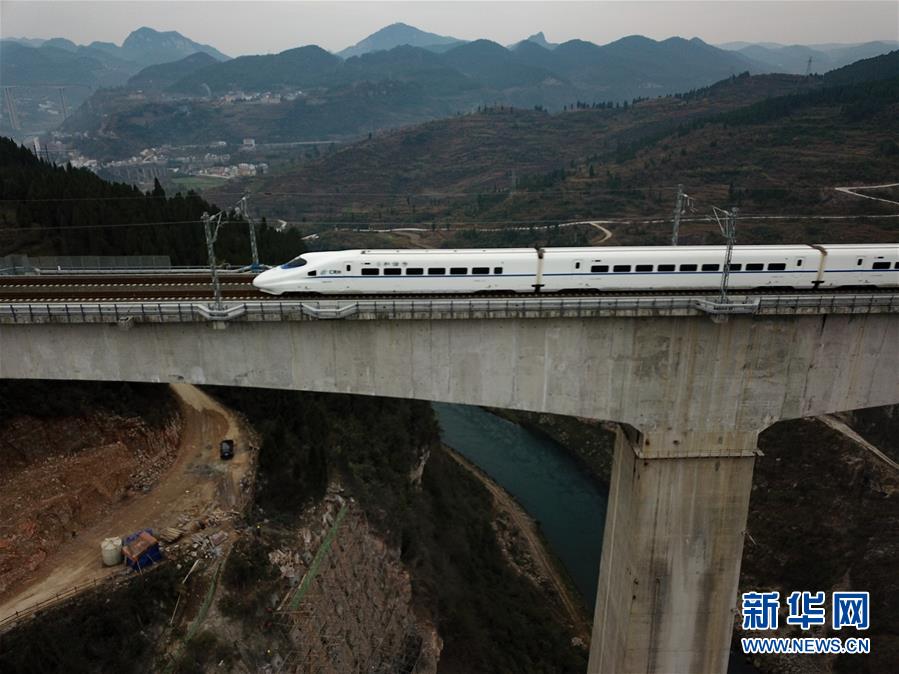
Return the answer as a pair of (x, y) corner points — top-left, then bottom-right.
(228, 50), (899, 250)
(0, 137), (304, 265)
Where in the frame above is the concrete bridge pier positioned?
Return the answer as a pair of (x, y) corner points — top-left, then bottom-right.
(588, 425), (758, 674)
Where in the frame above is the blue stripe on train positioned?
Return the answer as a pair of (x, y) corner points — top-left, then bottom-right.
(293, 269), (895, 280)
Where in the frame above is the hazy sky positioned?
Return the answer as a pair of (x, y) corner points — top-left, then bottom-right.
(2, 1), (897, 55)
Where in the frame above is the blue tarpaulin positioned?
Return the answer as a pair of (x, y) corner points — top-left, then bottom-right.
(122, 529), (163, 571)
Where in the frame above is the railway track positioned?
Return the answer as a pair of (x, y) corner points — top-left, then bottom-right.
(0, 273), (254, 287)
(0, 273), (261, 302)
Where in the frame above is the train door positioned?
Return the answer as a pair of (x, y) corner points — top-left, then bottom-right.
(856, 255), (870, 285)
(342, 262), (354, 291)
(570, 258), (585, 290)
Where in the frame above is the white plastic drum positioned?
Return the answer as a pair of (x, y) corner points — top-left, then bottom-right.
(101, 536), (123, 566)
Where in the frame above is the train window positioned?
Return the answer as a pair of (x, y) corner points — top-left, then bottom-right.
(450, 267), (468, 275)
(872, 262), (891, 270)
(591, 265), (609, 273)
(746, 263), (764, 271)
(346, 264), (351, 272)
(797, 259), (803, 267)
(493, 267), (504, 274)
(895, 262), (899, 269)
(575, 262), (581, 269)
(613, 265), (631, 272)
(701, 263), (720, 272)
(472, 267), (489, 274)
(361, 268), (379, 276)
(428, 268), (446, 275)
(679, 264), (697, 272)
(728, 263), (742, 271)
(658, 264), (675, 272)
(635, 264), (653, 272)
(767, 263), (786, 271)
(308, 270), (317, 277)
(406, 268), (424, 275)
(384, 268), (402, 276)
(857, 258), (863, 266)
(283, 256), (308, 268)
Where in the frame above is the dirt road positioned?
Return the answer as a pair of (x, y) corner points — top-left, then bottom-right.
(0, 384), (253, 622)
(444, 446), (592, 643)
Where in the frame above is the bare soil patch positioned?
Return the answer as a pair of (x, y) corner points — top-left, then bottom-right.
(0, 384), (255, 622)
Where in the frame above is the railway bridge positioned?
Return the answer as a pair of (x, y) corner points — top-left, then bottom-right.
(1, 278), (898, 674)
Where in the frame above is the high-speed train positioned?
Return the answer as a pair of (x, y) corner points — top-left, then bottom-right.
(251, 244), (899, 295)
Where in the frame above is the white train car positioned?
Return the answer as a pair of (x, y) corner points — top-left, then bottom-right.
(815, 244), (899, 289)
(253, 248), (538, 295)
(252, 244), (899, 295)
(540, 245), (822, 291)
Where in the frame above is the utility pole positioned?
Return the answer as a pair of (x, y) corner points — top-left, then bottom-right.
(237, 196), (260, 270)
(714, 206), (738, 304)
(670, 184), (685, 246)
(202, 211), (224, 311)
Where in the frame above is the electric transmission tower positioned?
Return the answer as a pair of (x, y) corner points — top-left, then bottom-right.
(202, 211), (225, 311)
(712, 206), (738, 303)
(236, 195), (261, 270)
(671, 184), (687, 246)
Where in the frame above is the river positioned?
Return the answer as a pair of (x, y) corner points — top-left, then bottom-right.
(432, 401), (758, 674)
(432, 402), (607, 607)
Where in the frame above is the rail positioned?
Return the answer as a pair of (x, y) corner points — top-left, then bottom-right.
(0, 293), (897, 324)
(0, 265), (257, 276)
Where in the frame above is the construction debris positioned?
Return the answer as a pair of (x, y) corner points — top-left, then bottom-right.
(157, 527), (183, 544)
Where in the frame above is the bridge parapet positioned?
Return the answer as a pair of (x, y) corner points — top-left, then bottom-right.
(0, 292), (897, 325)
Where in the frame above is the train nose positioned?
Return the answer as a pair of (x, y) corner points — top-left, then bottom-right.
(252, 268), (281, 293)
(251, 270), (268, 289)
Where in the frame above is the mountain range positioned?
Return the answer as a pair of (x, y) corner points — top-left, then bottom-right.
(0, 27), (229, 89)
(0, 26), (228, 85)
(217, 50), (899, 245)
(162, 34), (764, 102)
(0, 27), (230, 135)
(340, 24), (897, 73)
(338, 23), (461, 58)
(718, 40), (899, 74)
(5, 21), (898, 151)
(58, 34), (773, 157)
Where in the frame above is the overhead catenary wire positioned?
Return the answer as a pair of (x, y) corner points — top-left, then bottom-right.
(1, 212), (896, 238)
(0, 184), (874, 203)
(0, 219), (205, 232)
